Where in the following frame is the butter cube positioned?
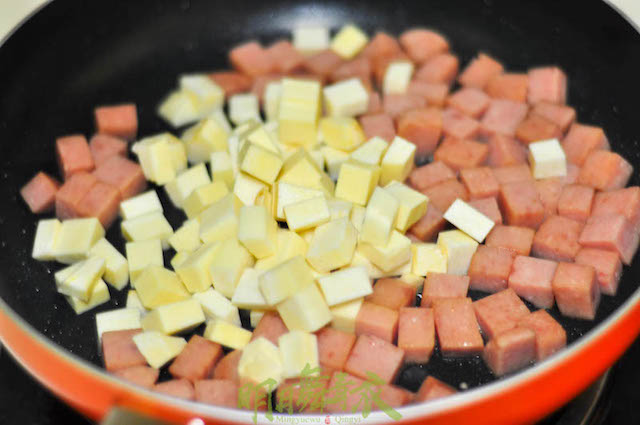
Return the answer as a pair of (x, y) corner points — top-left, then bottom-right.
(348, 251), (385, 279)
(350, 205), (366, 234)
(238, 142), (283, 184)
(400, 273), (424, 289)
(242, 124), (282, 155)
(238, 337), (284, 387)
(279, 149), (334, 196)
(411, 243), (447, 277)
(279, 331), (319, 379)
(278, 78), (322, 147)
(529, 138), (567, 179)
(209, 238), (255, 298)
(209, 107), (233, 134)
(259, 255), (314, 305)
(58, 257), (105, 302)
(358, 230), (412, 272)
(179, 74), (224, 113)
(204, 319), (252, 350)
(199, 193), (241, 244)
(182, 118), (229, 163)
(330, 298), (363, 333)
(233, 172), (269, 206)
(136, 137), (176, 185)
(95, 308), (141, 341)
(32, 218), (61, 261)
(133, 331), (187, 369)
(210, 151), (234, 189)
(284, 196), (331, 232)
(170, 251), (191, 270)
(321, 145), (350, 180)
(157, 89), (201, 128)
(309, 148), (325, 170)
(89, 238), (129, 290)
(334, 161), (380, 206)
(264, 81), (282, 121)
(52, 218), (105, 264)
(443, 199), (495, 243)
(238, 206), (277, 259)
(193, 288), (241, 326)
(385, 181), (429, 232)
(254, 229), (308, 271)
(126, 290), (147, 313)
(250, 310), (266, 327)
(293, 26), (329, 55)
(66, 279), (110, 315)
(380, 136), (416, 186)
(323, 78), (369, 117)
(166, 138), (188, 175)
(320, 117), (365, 152)
(175, 243), (219, 293)
(229, 93), (261, 125)
(317, 266), (372, 306)
(274, 182), (325, 221)
(350, 137), (389, 166)
(231, 268), (270, 309)
(121, 212), (173, 250)
(330, 24), (368, 59)
(141, 299), (205, 335)
(383, 61), (414, 95)
(164, 163), (211, 208)
(168, 219), (202, 252)
(277, 283), (332, 332)
(135, 265), (190, 309)
(328, 199), (353, 220)
(126, 239), (163, 284)
(437, 230), (479, 275)
(306, 217), (357, 273)
(119, 190), (163, 220)
(360, 187), (400, 246)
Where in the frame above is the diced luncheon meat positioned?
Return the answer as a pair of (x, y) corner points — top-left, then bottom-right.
(56, 135), (95, 180)
(433, 137), (488, 172)
(468, 245), (515, 293)
(483, 327), (536, 376)
(409, 161), (456, 191)
(458, 53), (504, 89)
(414, 53), (459, 86)
(102, 329), (145, 372)
(518, 310), (566, 361)
(362, 32), (401, 64)
(331, 57), (371, 86)
(230, 41), (274, 77)
(94, 104), (138, 140)
(55, 172), (98, 219)
(473, 288), (530, 340)
(557, 185), (595, 222)
(481, 99), (528, 138)
(423, 178), (469, 212)
(154, 379), (195, 400)
(485, 73), (529, 103)
(208, 71), (252, 97)
(441, 108), (481, 140)
(531, 215), (584, 262)
(531, 102), (576, 133)
(575, 248), (622, 296)
(591, 187), (640, 233)
(20, 172), (60, 213)
(485, 225), (535, 256)
(535, 178), (565, 219)
(344, 334), (405, 384)
(527, 67), (567, 105)
(194, 379), (239, 408)
(250, 312), (289, 346)
(383, 93), (427, 119)
(508, 256), (558, 309)
(515, 114), (561, 145)
(397, 108), (443, 155)
(89, 134), (127, 166)
(325, 372), (411, 412)
(487, 134), (527, 167)
(552, 262), (600, 320)
(366, 91), (383, 114)
(316, 327), (356, 371)
(213, 350), (241, 382)
(447, 87), (490, 118)
(499, 180), (545, 229)
(398, 307), (435, 363)
(433, 297), (484, 356)
(414, 376), (457, 402)
(276, 375), (331, 412)
(169, 335), (223, 382)
(114, 366), (159, 389)
(373, 52), (409, 87)
(93, 155), (146, 200)
(409, 81), (449, 106)
(251, 74), (282, 100)
(562, 124), (610, 166)
(578, 150), (633, 192)
(421, 273), (470, 307)
(366, 278), (416, 310)
(409, 204), (447, 242)
(303, 49), (344, 79)
(579, 214), (640, 265)
(399, 29), (449, 64)
(468, 197), (503, 224)
(359, 113), (396, 142)
(492, 164), (533, 185)
(460, 167), (499, 200)
(76, 181), (121, 228)
(355, 301), (399, 343)
(267, 40), (305, 74)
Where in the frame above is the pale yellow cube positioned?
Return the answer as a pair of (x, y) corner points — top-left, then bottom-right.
(52, 218), (105, 264)
(383, 61), (414, 95)
(166, 137), (188, 175)
(277, 283), (332, 332)
(334, 161), (380, 206)
(273, 182), (325, 221)
(443, 199), (495, 243)
(182, 118), (229, 164)
(238, 337), (284, 387)
(278, 149), (334, 196)
(309, 148), (325, 170)
(141, 299), (205, 335)
(32, 218), (61, 261)
(209, 151), (234, 189)
(293, 26), (329, 55)
(133, 331), (187, 369)
(238, 205), (277, 259)
(306, 217), (357, 273)
(259, 255), (314, 305)
(254, 229), (308, 271)
(204, 319), (252, 350)
(136, 137), (176, 185)
(328, 199), (353, 220)
(278, 78), (322, 147)
(198, 193), (241, 244)
(284, 196), (331, 232)
(209, 107), (233, 134)
(529, 138), (567, 179)
(360, 187), (400, 246)
(323, 78), (369, 117)
(121, 212), (173, 250)
(330, 24), (368, 59)
(321, 145), (350, 180)
(317, 266), (372, 306)
(169, 219), (202, 252)
(385, 181), (429, 232)
(242, 123), (282, 155)
(231, 268), (270, 309)
(179, 74), (224, 114)
(350, 205), (366, 234)
(170, 251), (191, 270)
(350, 137), (389, 166)
(229, 93), (261, 125)
(330, 298), (363, 333)
(347, 251), (385, 279)
(126, 239), (163, 284)
(135, 265), (190, 309)
(278, 331), (319, 378)
(264, 81), (282, 121)
(320, 117), (365, 152)
(209, 238), (255, 298)
(58, 257), (105, 302)
(193, 288), (241, 326)
(164, 163), (211, 208)
(399, 273), (424, 288)
(238, 142), (283, 184)
(89, 238), (129, 290)
(233, 172), (269, 206)
(358, 230), (412, 272)
(380, 136), (416, 186)
(437, 229), (479, 275)
(175, 243), (220, 293)
(126, 290), (147, 313)
(66, 278), (110, 315)
(411, 243), (447, 277)
(157, 89), (201, 128)
(95, 308), (141, 341)
(119, 190), (163, 220)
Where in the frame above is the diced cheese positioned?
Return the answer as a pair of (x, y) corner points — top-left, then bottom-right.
(209, 238), (255, 298)
(126, 290), (147, 313)
(157, 89), (201, 128)
(66, 278), (110, 315)
(443, 199), (495, 243)
(279, 331), (319, 378)
(174, 243), (219, 293)
(385, 181), (429, 232)
(284, 197), (331, 232)
(126, 239), (163, 284)
(264, 81), (282, 121)
(306, 217), (357, 273)
(273, 182), (324, 221)
(209, 108), (233, 134)
(277, 283), (332, 332)
(229, 93), (261, 126)
(121, 211), (173, 250)
(238, 142), (283, 184)
(330, 298), (363, 333)
(210, 151), (235, 189)
(119, 190), (163, 220)
(437, 230), (479, 275)
(254, 229), (308, 271)
(32, 218), (61, 261)
(358, 230), (412, 272)
(193, 287), (241, 326)
(170, 251), (191, 270)
(380, 136), (416, 186)
(279, 148), (334, 196)
(233, 172), (269, 206)
(95, 308), (141, 341)
(199, 193), (241, 244)
(250, 309), (266, 328)
(136, 137), (176, 185)
(242, 123), (282, 155)
(309, 148), (325, 170)
(204, 319), (252, 350)
(259, 255), (314, 305)
(350, 137), (389, 166)
(400, 273), (424, 289)
(360, 187), (400, 246)
(330, 24), (368, 59)
(231, 268), (270, 310)
(135, 265), (190, 309)
(348, 251), (385, 279)
(323, 78), (369, 117)
(238, 205), (277, 259)
(52, 218), (105, 264)
(179, 74), (224, 114)
(141, 299), (205, 335)
(57, 257), (105, 302)
(238, 337), (284, 387)
(278, 78), (322, 147)
(328, 199), (353, 220)
(132, 133), (186, 175)
(321, 145), (350, 180)
(383, 61), (414, 95)
(411, 243), (447, 277)
(164, 163), (211, 208)
(133, 331), (187, 369)
(334, 161), (380, 206)
(350, 205), (366, 234)
(320, 117), (365, 152)
(166, 138), (188, 175)
(89, 238), (129, 290)
(529, 138), (567, 179)
(181, 118), (229, 163)
(317, 266), (372, 306)
(293, 26), (330, 55)
(168, 219), (202, 252)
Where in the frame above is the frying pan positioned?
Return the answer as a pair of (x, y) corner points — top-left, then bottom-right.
(1, 0), (640, 423)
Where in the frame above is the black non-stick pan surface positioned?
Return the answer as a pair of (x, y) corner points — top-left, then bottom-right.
(0, 0), (639, 398)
